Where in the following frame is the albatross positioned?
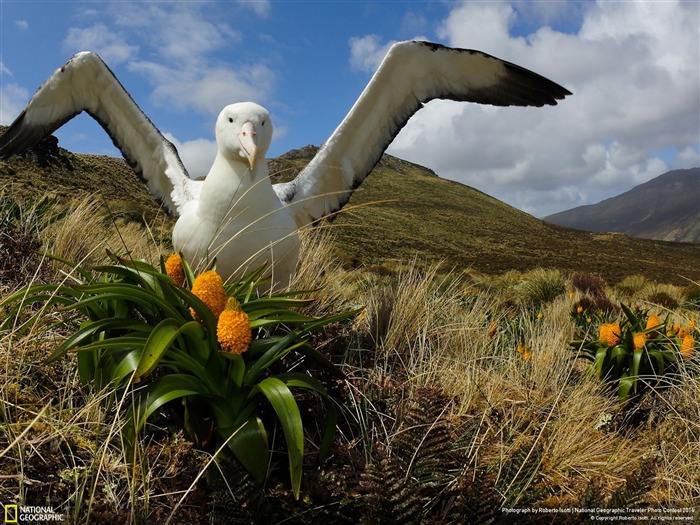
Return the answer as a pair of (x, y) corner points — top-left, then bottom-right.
(0, 41), (571, 288)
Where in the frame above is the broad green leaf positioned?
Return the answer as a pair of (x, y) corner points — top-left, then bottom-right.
(66, 336), (149, 353)
(179, 321), (213, 363)
(47, 318), (151, 363)
(131, 374), (210, 431)
(77, 349), (98, 385)
(252, 377), (304, 499)
(134, 318), (181, 381)
(277, 373), (338, 463)
(594, 347), (608, 379)
(220, 416), (269, 484)
(630, 348), (643, 385)
(647, 350), (665, 376)
(221, 352), (245, 388)
(68, 283), (183, 320)
(618, 373), (634, 400)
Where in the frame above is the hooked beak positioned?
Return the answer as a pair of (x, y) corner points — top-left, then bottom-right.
(238, 121), (258, 170)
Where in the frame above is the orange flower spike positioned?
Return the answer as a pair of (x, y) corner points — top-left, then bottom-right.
(218, 298), (252, 354)
(165, 253), (186, 287)
(646, 314), (661, 331)
(599, 323), (622, 347)
(633, 333), (647, 351)
(190, 270), (227, 320)
(680, 335), (695, 360)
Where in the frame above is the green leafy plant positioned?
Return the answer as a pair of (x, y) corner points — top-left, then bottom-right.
(570, 303), (695, 399)
(1, 251), (358, 499)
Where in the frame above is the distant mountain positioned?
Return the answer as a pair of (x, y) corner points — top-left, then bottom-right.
(545, 168), (700, 242)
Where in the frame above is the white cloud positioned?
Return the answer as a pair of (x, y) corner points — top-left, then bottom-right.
(350, 0), (700, 217)
(0, 83), (29, 125)
(236, 0), (270, 17)
(163, 133), (217, 179)
(130, 61), (275, 115)
(674, 147), (700, 169)
(63, 24), (138, 64)
(349, 33), (428, 73)
(349, 35), (396, 73)
(60, 2), (274, 118)
(15, 20), (29, 30)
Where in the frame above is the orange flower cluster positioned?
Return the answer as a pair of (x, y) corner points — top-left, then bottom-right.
(645, 314), (661, 330)
(190, 270), (227, 320)
(599, 323), (621, 347)
(633, 333), (647, 350)
(217, 298), (252, 354)
(165, 253), (186, 287)
(681, 335), (695, 360)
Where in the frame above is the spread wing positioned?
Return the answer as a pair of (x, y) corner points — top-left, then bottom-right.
(274, 40), (572, 227)
(0, 52), (199, 215)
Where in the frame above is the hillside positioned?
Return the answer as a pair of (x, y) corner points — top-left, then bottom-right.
(1, 135), (699, 286)
(545, 168), (700, 242)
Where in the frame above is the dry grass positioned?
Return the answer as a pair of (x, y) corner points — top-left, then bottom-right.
(1, 193), (699, 523)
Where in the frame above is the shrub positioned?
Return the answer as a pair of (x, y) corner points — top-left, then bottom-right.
(515, 268), (566, 308)
(615, 275), (649, 298)
(1, 252), (358, 498)
(571, 272), (607, 297)
(570, 303), (696, 400)
(682, 282), (700, 309)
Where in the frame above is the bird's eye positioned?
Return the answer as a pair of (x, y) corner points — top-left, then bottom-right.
(228, 117), (233, 123)
(261, 120), (266, 127)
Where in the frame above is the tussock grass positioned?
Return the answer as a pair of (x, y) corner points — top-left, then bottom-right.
(1, 191), (699, 523)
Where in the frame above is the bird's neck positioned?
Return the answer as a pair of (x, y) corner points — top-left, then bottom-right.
(198, 153), (277, 223)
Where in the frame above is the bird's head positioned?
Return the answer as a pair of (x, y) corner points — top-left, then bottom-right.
(215, 102), (272, 170)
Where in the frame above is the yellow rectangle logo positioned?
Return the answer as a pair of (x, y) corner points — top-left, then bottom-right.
(4, 504), (18, 523)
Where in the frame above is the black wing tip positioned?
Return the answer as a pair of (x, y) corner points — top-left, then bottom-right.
(414, 40), (572, 105)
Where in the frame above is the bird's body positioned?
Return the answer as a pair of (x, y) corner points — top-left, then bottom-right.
(0, 41), (571, 288)
(171, 114), (300, 284)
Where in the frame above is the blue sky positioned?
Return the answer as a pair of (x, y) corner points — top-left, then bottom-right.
(1, 1), (698, 217)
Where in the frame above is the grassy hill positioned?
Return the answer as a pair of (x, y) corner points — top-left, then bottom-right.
(270, 146), (699, 286)
(1, 134), (699, 286)
(545, 168), (700, 243)
(1, 134), (699, 522)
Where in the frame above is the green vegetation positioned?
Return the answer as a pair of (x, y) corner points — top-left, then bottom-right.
(0, 141), (699, 523)
(2, 251), (356, 501)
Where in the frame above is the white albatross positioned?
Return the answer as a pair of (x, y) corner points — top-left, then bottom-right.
(0, 41), (571, 288)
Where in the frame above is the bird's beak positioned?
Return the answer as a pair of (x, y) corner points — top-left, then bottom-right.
(239, 121), (258, 169)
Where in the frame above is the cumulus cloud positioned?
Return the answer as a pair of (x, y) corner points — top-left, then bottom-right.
(59, 1), (274, 121)
(349, 35), (396, 73)
(63, 23), (138, 64)
(354, 1), (699, 216)
(163, 133), (218, 179)
(15, 20), (29, 30)
(349, 33), (428, 73)
(0, 83), (29, 125)
(130, 61), (275, 114)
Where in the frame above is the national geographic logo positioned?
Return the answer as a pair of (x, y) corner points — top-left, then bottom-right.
(3, 504), (64, 523)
